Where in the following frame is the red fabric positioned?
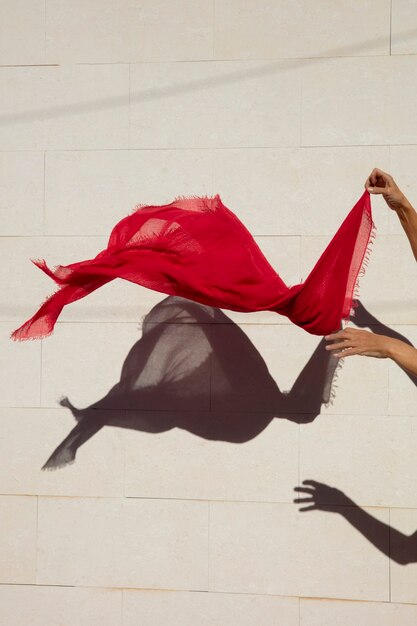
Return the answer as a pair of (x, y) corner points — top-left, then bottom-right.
(11, 191), (374, 341)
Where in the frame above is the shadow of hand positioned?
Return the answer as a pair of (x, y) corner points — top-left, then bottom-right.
(294, 478), (417, 565)
(294, 479), (354, 512)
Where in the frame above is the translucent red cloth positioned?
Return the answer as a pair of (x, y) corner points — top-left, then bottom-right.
(11, 190), (374, 341)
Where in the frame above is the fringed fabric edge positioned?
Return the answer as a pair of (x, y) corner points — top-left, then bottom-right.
(325, 217), (377, 408)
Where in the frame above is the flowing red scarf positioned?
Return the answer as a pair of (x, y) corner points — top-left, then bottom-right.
(11, 190), (374, 341)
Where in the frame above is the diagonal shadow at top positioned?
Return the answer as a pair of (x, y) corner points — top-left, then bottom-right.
(2, 28), (417, 126)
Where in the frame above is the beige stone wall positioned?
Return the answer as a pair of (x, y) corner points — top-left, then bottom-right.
(1, 1), (417, 623)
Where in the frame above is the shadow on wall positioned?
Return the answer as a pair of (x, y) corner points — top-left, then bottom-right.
(42, 295), (340, 470)
(293, 304), (417, 566)
(2, 29), (417, 126)
(352, 300), (417, 388)
(294, 480), (417, 565)
(43, 297), (417, 471)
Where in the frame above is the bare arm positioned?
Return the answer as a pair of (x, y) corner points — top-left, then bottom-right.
(385, 336), (417, 377)
(323, 169), (417, 374)
(365, 167), (417, 262)
(325, 328), (417, 378)
(394, 203), (417, 262)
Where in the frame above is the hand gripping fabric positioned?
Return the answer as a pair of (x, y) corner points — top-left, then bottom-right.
(11, 190), (374, 340)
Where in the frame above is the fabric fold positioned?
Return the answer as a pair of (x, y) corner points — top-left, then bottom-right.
(11, 191), (374, 340)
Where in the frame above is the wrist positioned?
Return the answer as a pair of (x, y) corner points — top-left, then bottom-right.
(384, 337), (405, 360)
(395, 196), (414, 218)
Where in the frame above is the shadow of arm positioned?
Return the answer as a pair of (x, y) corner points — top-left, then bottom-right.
(295, 480), (417, 564)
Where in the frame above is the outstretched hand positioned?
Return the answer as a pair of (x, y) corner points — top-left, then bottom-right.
(365, 168), (410, 212)
(325, 327), (391, 358)
(294, 479), (353, 512)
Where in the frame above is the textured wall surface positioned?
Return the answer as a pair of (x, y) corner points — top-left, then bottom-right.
(1, 1), (417, 624)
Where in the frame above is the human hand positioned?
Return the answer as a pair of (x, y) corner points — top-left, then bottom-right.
(325, 327), (392, 358)
(294, 479), (353, 511)
(365, 168), (411, 213)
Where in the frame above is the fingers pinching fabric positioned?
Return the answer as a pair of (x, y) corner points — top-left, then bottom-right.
(11, 191), (374, 341)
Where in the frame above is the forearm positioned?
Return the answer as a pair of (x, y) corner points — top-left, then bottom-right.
(385, 336), (417, 377)
(341, 503), (415, 564)
(395, 200), (417, 262)
(340, 504), (390, 559)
